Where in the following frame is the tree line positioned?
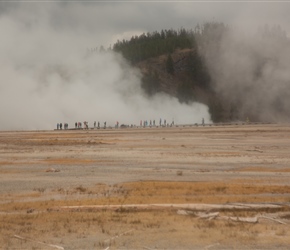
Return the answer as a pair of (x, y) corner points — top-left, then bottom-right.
(113, 28), (196, 63)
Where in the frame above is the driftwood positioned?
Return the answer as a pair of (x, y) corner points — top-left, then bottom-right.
(13, 235), (64, 249)
(177, 211), (259, 224)
(101, 229), (134, 248)
(246, 149), (263, 153)
(45, 168), (60, 172)
(195, 212), (219, 220)
(190, 212), (287, 224)
(230, 216), (258, 223)
(177, 210), (193, 216)
(204, 243), (220, 249)
(50, 202), (285, 212)
(49, 203), (289, 225)
(259, 215), (287, 225)
(217, 216), (258, 223)
(104, 229), (134, 243)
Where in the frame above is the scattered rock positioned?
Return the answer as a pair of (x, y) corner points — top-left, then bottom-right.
(27, 208), (35, 214)
(177, 210), (193, 215)
(45, 168), (60, 172)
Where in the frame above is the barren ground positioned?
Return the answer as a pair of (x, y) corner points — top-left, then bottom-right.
(1, 124), (290, 249)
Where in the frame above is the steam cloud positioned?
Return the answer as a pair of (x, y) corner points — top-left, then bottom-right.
(0, 3), (210, 130)
(199, 25), (290, 122)
(2, 2), (289, 129)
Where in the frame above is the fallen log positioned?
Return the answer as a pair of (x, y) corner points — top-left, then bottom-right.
(49, 203), (286, 212)
(104, 229), (134, 243)
(259, 215), (287, 225)
(204, 243), (220, 249)
(217, 216), (258, 223)
(195, 212), (219, 220)
(13, 235), (64, 249)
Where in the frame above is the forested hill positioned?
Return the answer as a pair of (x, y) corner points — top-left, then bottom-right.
(112, 23), (290, 123)
(112, 25), (225, 122)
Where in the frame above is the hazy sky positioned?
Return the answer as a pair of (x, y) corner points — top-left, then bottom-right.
(2, 1), (289, 47)
(0, 1), (289, 130)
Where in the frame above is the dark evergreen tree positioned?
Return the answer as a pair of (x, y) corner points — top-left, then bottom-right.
(141, 70), (161, 96)
(113, 28), (197, 63)
(177, 81), (195, 104)
(187, 51), (211, 89)
(166, 54), (174, 75)
(208, 98), (224, 122)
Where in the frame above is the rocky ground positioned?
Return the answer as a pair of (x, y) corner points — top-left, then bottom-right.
(0, 124), (290, 249)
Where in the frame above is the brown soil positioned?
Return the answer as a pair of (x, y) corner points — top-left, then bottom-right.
(0, 124), (290, 249)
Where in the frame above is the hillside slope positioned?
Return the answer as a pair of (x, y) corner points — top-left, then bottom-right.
(136, 49), (225, 122)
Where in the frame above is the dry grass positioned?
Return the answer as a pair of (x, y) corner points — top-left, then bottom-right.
(1, 182), (290, 249)
(1, 125), (290, 249)
(1, 180), (290, 212)
(112, 180), (290, 204)
(1, 207), (289, 249)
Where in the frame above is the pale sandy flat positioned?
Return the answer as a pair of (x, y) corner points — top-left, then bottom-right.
(1, 124), (290, 249)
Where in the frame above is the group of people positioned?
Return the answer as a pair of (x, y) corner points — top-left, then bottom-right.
(56, 123), (68, 130)
(70, 121), (107, 129)
(139, 119), (174, 127)
(74, 121), (92, 129)
(75, 122), (83, 129)
(57, 118), (205, 130)
(89, 121), (107, 129)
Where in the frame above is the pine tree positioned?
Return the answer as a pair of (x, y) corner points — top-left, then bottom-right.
(166, 54), (174, 75)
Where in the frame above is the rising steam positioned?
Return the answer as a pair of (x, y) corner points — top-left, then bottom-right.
(0, 4), (210, 130)
(199, 24), (290, 122)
